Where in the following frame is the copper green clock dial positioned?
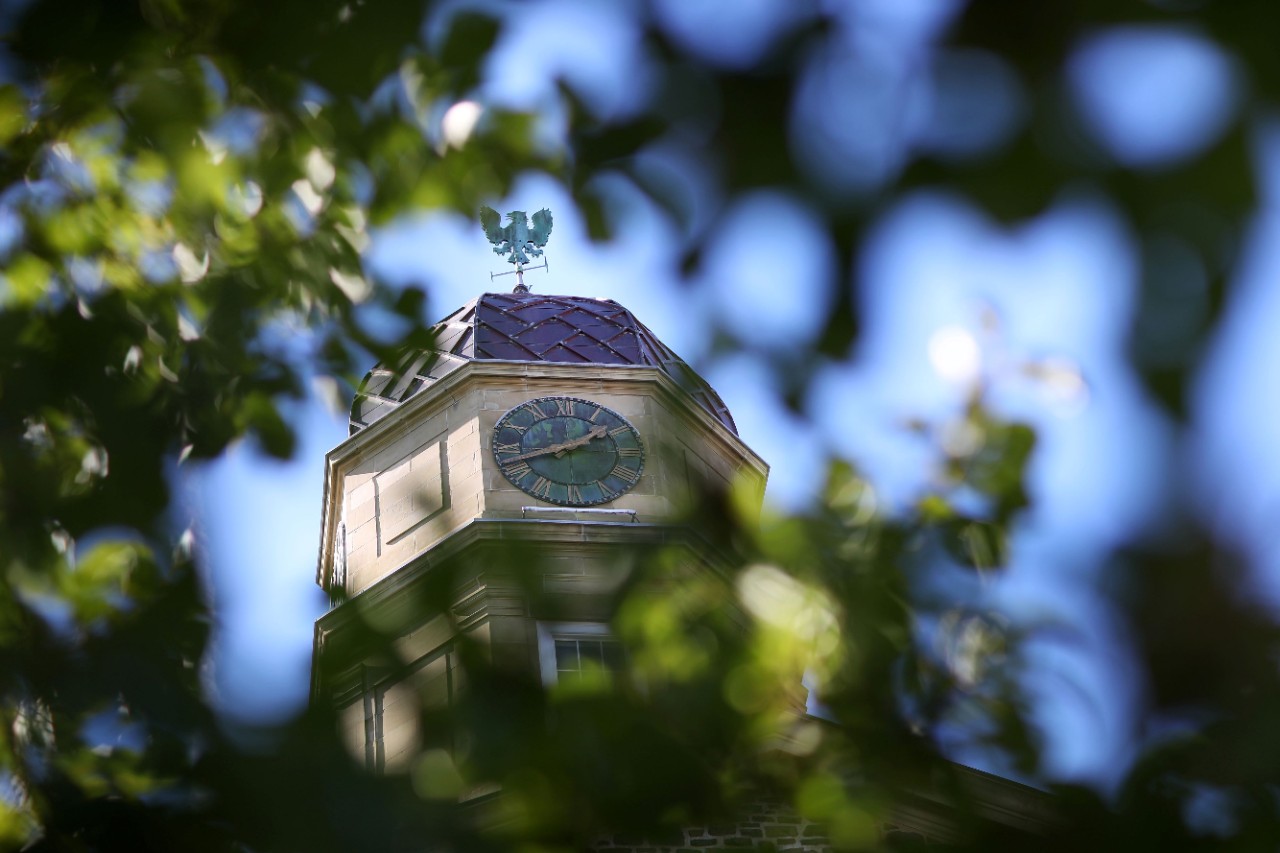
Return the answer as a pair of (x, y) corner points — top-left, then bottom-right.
(492, 396), (645, 506)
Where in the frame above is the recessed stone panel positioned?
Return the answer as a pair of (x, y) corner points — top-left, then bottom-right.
(377, 436), (446, 545)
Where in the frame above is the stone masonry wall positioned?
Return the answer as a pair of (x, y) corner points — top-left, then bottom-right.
(593, 797), (831, 853)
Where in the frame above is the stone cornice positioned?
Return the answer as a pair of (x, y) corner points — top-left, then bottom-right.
(311, 517), (725, 699)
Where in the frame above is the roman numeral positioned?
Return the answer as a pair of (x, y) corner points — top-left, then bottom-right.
(616, 447), (642, 457)
(610, 465), (640, 485)
(520, 403), (544, 420)
(530, 477), (554, 500)
(554, 398), (574, 416)
(608, 426), (631, 439)
(503, 461), (532, 479)
(588, 407), (602, 423)
(494, 442), (521, 456)
(504, 422), (528, 435)
(565, 484), (583, 504)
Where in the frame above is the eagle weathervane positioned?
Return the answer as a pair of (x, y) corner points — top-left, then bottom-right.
(480, 206), (553, 293)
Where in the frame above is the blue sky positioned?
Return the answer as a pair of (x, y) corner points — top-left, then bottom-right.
(186, 0), (1280, 789)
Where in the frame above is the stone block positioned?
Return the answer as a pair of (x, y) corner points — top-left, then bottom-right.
(394, 615), (453, 663)
(338, 698), (368, 763)
(485, 389), (538, 414)
(615, 493), (673, 522)
(380, 535), (415, 571)
(346, 540), (375, 573)
(448, 467), (483, 506)
(595, 392), (646, 419)
(370, 421), (440, 473)
(345, 470), (375, 497)
(347, 519), (377, 554)
(349, 476), (376, 507)
(346, 488), (377, 529)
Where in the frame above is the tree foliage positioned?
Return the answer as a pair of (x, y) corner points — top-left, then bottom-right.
(0, 0), (1276, 850)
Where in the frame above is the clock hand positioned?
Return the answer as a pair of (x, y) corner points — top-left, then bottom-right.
(503, 425), (607, 463)
(501, 444), (561, 463)
(507, 434), (588, 463)
(553, 424), (607, 457)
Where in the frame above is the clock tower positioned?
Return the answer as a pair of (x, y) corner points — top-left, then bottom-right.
(311, 281), (768, 771)
(308, 216), (1062, 848)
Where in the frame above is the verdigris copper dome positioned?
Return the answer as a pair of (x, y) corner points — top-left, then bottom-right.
(350, 292), (737, 436)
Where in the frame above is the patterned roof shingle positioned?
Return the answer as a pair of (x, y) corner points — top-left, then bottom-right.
(350, 293), (737, 436)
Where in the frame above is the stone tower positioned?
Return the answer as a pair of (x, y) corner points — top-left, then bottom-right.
(308, 287), (1064, 850)
(311, 289), (768, 772)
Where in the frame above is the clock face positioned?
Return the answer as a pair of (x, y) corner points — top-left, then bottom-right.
(492, 396), (645, 506)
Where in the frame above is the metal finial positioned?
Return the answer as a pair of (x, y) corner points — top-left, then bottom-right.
(481, 206), (553, 293)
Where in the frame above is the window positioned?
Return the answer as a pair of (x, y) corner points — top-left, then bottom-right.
(536, 622), (623, 686)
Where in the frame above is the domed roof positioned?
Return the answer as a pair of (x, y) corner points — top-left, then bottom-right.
(349, 292), (737, 436)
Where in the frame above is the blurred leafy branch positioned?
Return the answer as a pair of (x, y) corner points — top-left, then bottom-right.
(0, 0), (1277, 850)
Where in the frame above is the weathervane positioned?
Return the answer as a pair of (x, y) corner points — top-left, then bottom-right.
(480, 206), (553, 293)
